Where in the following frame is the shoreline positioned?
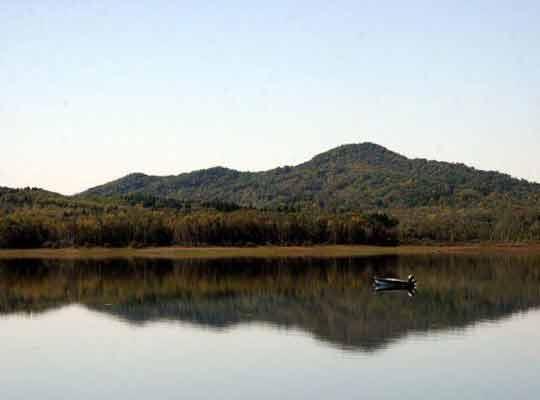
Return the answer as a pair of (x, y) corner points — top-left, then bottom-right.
(1, 243), (540, 259)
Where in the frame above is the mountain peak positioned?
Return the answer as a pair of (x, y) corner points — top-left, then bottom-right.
(308, 142), (408, 168)
(320, 142), (390, 154)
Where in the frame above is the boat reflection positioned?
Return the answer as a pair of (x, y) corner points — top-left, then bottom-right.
(374, 285), (417, 297)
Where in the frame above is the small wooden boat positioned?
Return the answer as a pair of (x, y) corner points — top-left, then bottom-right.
(373, 274), (417, 289)
(373, 274), (417, 296)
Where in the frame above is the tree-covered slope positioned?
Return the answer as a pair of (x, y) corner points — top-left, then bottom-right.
(81, 143), (540, 210)
(0, 186), (400, 248)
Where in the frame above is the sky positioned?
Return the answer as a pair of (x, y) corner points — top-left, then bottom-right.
(1, 1), (539, 195)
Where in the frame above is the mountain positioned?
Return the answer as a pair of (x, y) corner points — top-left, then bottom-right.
(81, 143), (540, 211)
(3, 143), (540, 247)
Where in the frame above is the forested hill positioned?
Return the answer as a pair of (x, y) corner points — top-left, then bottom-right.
(81, 143), (540, 211)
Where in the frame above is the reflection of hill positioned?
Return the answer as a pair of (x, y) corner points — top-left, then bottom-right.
(1, 256), (540, 351)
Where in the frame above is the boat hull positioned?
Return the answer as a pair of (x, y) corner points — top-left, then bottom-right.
(374, 279), (410, 286)
(373, 276), (417, 290)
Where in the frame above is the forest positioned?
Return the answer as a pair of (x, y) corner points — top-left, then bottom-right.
(0, 188), (399, 248)
(2, 184), (540, 249)
(3, 143), (540, 249)
(82, 143), (540, 211)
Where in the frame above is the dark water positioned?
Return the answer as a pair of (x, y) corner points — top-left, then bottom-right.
(1, 255), (540, 399)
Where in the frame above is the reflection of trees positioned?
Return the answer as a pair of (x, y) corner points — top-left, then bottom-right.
(1, 255), (540, 352)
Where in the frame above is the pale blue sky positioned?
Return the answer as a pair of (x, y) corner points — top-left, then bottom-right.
(1, 1), (539, 194)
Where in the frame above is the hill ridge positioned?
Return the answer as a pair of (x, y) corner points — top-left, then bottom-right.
(81, 142), (540, 210)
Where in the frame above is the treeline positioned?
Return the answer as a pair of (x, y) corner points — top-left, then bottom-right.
(3, 187), (540, 248)
(3, 203), (540, 248)
(0, 207), (399, 249)
(396, 205), (540, 243)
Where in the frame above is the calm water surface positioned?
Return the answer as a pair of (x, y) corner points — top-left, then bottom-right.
(1, 255), (539, 399)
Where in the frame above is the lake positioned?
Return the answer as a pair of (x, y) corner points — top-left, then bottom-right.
(1, 254), (539, 399)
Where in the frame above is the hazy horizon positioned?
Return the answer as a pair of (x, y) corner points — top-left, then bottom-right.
(2, 1), (539, 195)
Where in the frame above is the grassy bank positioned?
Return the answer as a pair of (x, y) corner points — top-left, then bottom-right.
(1, 243), (540, 260)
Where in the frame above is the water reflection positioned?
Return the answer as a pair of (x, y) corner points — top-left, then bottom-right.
(1, 255), (540, 352)
(374, 286), (417, 297)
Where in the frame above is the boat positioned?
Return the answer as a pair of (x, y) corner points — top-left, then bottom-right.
(373, 274), (417, 290)
(373, 274), (417, 297)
